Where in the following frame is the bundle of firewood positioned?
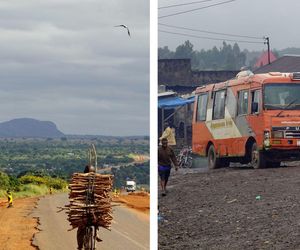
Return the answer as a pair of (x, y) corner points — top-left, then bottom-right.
(65, 173), (113, 230)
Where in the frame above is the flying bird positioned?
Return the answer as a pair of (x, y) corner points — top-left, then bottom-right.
(114, 24), (131, 37)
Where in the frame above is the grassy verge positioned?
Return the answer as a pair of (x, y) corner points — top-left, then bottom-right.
(0, 184), (68, 199)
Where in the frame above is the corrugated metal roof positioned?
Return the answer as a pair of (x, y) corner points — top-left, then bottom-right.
(254, 55), (300, 74)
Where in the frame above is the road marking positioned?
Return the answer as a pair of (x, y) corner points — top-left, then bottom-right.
(112, 227), (148, 250)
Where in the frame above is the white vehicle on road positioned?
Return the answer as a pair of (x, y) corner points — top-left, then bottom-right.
(126, 180), (136, 192)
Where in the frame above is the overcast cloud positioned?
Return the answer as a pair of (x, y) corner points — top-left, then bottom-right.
(158, 0), (300, 51)
(0, 0), (149, 136)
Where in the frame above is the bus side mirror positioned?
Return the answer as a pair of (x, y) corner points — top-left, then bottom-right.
(251, 102), (259, 113)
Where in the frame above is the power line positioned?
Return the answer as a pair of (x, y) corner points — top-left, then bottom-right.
(159, 0), (217, 10)
(158, 29), (264, 44)
(159, 23), (264, 40)
(158, 0), (236, 19)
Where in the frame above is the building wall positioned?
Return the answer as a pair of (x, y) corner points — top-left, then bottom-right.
(158, 59), (191, 86)
(158, 58), (239, 87)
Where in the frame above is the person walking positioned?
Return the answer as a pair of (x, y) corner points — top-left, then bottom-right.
(158, 138), (178, 196)
(6, 190), (13, 208)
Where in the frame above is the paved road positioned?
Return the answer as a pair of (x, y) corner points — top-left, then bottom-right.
(32, 193), (149, 250)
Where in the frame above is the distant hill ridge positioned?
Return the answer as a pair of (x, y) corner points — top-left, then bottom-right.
(0, 118), (64, 138)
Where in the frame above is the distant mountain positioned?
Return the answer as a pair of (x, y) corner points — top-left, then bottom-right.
(0, 118), (64, 138)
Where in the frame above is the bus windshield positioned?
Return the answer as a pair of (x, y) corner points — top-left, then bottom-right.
(264, 83), (300, 110)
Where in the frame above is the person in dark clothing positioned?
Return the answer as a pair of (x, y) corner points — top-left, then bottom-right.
(77, 165), (97, 250)
(158, 138), (178, 196)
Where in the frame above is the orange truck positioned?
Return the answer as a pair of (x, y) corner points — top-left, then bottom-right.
(192, 72), (300, 169)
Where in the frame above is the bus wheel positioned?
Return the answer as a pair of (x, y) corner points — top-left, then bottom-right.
(251, 142), (265, 169)
(208, 145), (221, 169)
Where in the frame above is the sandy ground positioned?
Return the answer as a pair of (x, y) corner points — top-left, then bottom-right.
(0, 197), (39, 250)
(158, 164), (300, 250)
(113, 192), (150, 215)
(0, 191), (149, 250)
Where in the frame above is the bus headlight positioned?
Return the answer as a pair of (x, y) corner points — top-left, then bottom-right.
(264, 130), (270, 147)
(272, 131), (284, 138)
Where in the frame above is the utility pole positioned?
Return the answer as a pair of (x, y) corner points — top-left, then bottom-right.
(264, 37), (270, 64)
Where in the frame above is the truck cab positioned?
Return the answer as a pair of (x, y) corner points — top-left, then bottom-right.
(125, 180), (136, 192)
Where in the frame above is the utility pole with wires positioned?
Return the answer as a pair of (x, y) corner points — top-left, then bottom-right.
(264, 36), (270, 64)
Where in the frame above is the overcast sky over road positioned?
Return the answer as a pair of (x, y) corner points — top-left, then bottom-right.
(0, 0), (149, 135)
(159, 0), (300, 52)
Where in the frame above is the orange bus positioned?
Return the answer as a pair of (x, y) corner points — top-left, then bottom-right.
(192, 72), (300, 169)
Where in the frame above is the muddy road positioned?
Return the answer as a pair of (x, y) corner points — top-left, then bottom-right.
(33, 193), (149, 250)
(158, 162), (300, 250)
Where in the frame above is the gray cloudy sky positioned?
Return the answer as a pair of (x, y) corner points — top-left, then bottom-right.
(158, 0), (300, 51)
(0, 0), (149, 136)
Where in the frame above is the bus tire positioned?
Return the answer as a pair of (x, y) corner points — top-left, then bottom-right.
(208, 145), (222, 169)
(251, 142), (266, 169)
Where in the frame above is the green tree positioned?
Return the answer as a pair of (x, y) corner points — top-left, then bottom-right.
(174, 40), (194, 59)
(158, 46), (174, 59)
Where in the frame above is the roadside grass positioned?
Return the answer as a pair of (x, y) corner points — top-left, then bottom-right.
(0, 184), (68, 199)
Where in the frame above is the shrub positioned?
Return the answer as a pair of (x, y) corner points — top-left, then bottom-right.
(19, 175), (47, 185)
(46, 177), (67, 189)
(9, 176), (21, 192)
(18, 174), (67, 190)
(0, 171), (9, 189)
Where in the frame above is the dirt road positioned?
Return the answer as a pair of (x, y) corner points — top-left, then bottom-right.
(33, 193), (149, 250)
(158, 163), (300, 250)
(0, 197), (38, 250)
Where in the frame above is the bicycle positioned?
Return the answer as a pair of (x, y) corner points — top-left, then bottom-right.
(82, 173), (97, 250)
(177, 146), (193, 168)
(82, 144), (98, 250)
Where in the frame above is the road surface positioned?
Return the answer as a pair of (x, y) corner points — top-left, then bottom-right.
(32, 193), (149, 250)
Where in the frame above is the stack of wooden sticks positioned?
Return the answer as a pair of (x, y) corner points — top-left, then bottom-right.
(65, 172), (113, 230)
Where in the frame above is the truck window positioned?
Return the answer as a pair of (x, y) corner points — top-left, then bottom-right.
(196, 93), (208, 121)
(237, 90), (249, 115)
(213, 90), (226, 120)
(251, 90), (260, 114)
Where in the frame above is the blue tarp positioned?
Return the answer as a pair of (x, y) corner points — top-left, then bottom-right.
(158, 96), (195, 109)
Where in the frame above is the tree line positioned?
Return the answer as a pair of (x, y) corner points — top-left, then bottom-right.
(159, 40), (247, 70)
(159, 41), (300, 71)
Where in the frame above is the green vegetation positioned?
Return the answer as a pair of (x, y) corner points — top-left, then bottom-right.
(159, 40), (246, 70)
(19, 175), (67, 189)
(110, 161), (150, 188)
(0, 136), (149, 178)
(0, 136), (149, 196)
(159, 42), (300, 71)
(13, 184), (50, 198)
(0, 171), (67, 199)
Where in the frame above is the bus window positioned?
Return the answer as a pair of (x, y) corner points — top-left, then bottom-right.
(196, 93), (208, 121)
(212, 90), (226, 120)
(251, 90), (260, 114)
(237, 90), (249, 115)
